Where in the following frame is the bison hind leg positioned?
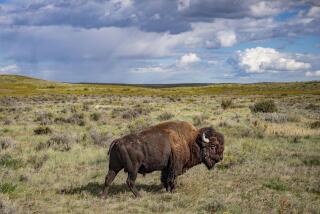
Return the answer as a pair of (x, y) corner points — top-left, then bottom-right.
(100, 169), (121, 199)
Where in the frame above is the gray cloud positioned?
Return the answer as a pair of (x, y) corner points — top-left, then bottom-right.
(0, 0), (319, 83)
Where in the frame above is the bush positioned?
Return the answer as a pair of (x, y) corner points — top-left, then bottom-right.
(310, 121), (320, 129)
(263, 178), (288, 191)
(28, 154), (49, 170)
(305, 103), (319, 111)
(221, 99), (232, 110)
(90, 112), (101, 121)
(122, 106), (151, 120)
(193, 114), (209, 127)
(250, 100), (277, 113)
(0, 154), (22, 169)
(157, 112), (174, 121)
(262, 113), (287, 123)
(35, 112), (54, 125)
(3, 119), (13, 125)
(89, 128), (111, 147)
(67, 113), (86, 126)
(0, 137), (15, 150)
(111, 108), (126, 118)
(0, 199), (17, 214)
(127, 117), (152, 134)
(0, 183), (17, 194)
(47, 134), (74, 151)
(33, 126), (52, 135)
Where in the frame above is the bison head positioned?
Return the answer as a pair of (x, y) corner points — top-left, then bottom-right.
(197, 127), (224, 170)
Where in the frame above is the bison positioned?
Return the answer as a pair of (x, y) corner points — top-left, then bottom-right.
(100, 120), (224, 198)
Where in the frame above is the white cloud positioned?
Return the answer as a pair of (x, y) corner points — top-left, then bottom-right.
(250, 1), (281, 18)
(178, 53), (201, 66)
(216, 31), (237, 47)
(307, 6), (320, 18)
(238, 47), (311, 73)
(0, 64), (20, 74)
(130, 66), (167, 74)
(305, 70), (320, 77)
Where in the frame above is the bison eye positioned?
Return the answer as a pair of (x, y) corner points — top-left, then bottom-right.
(210, 144), (216, 149)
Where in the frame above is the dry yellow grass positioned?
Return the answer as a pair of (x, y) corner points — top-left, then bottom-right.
(0, 76), (319, 213)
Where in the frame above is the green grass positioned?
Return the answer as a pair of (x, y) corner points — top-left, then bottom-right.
(1, 74), (319, 96)
(0, 75), (319, 213)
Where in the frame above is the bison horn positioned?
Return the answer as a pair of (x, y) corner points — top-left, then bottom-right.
(202, 133), (209, 143)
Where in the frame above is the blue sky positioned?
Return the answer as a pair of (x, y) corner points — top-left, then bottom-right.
(0, 0), (320, 83)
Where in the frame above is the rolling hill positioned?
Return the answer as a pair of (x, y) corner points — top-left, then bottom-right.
(0, 74), (319, 96)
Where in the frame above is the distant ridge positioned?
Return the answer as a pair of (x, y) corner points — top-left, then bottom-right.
(1, 74), (319, 96)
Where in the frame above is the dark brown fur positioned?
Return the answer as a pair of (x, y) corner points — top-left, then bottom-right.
(100, 121), (224, 198)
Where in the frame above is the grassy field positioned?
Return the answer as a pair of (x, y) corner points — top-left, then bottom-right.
(0, 75), (320, 213)
(1, 74), (320, 96)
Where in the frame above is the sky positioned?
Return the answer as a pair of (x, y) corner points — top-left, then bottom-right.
(0, 0), (320, 83)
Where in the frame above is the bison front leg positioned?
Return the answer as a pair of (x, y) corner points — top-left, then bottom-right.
(161, 168), (176, 192)
(127, 171), (141, 198)
(161, 169), (170, 191)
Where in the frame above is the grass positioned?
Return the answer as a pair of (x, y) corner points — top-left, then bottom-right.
(0, 75), (319, 213)
(0, 74), (320, 96)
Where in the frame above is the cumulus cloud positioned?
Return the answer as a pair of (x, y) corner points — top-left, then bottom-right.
(307, 6), (320, 18)
(177, 53), (201, 66)
(249, 1), (281, 18)
(0, 64), (20, 74)
(0, 0), (319, 83)
(216, 31), (237, 47)
(305, 70), (320, 77)
(238, 47), (311, 73)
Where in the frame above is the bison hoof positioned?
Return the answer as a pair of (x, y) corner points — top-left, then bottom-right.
(134, 192), (142, 198)
(99, 191), (108, 199)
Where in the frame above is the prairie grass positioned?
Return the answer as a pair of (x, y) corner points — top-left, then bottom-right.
(0, 75), (319, 213)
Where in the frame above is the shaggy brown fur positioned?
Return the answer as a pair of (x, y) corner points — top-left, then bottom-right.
(100, 121), (224, 198)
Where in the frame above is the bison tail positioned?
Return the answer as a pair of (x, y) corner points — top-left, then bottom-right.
(108, 139), (118, 155)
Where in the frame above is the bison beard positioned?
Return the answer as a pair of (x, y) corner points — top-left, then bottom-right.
(100, 121), (224, 198)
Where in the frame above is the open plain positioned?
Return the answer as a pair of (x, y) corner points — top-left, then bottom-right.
(0, 75), (319, 213)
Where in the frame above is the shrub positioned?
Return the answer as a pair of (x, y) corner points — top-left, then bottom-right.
(157, 112), (174, 121)
(0, 154), (22, 169)
(263, 178), (288, 191)
(192, 114), (209, 126)
(0, 199), (17, 214)
(310, 121), (320, 129)
(122, 106), (151, 120)
(67, 113), (86, 126)
(305, 103), (319, 111)
(3, 119), (13, 125)
(262, 112), (300, 123)
(33, 126), (52, 135)
(0, 183), (17, 194)
(221, 99), (232, 110)
(127, 117), (152, 134)
(89, 128), (111, 147)
(302, 155), (320, 166)
(47, 133), (73, 151)
(28, 154), (49, 170)
(111, 108), (126, 118)
(250, 100), (277, 113)
(35, 112), (54, 125)
(90, 112), (101, 121)
(262, 113), (287, 123)
(0, 137), (15, 150)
